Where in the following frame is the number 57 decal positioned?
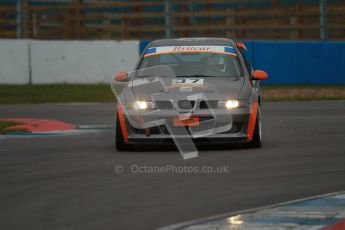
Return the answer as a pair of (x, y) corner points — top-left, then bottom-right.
(172, 78), (204, 85)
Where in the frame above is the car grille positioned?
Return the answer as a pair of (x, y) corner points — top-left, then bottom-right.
(177, 100), (195, 110)
(155, 100), (220, 110)
(155, 101), (173, 110)
(199, 100), (218, 109)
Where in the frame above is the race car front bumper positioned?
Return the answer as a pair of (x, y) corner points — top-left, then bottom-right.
(118, 105), (256, 145)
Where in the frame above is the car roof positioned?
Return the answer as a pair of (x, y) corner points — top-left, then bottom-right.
(149, 37), (234, 47)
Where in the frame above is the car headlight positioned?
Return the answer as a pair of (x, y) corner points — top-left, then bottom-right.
(218, 100), (247, 109)
(133, 101), (155, 110)
(225, 100), (239, 109)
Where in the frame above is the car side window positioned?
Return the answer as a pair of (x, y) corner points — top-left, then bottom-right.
(238, 48), (253, 73)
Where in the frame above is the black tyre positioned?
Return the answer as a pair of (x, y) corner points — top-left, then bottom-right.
(115, 113), (133, 151)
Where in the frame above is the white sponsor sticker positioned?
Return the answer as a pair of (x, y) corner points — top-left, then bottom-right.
(180, 87), (193, 92)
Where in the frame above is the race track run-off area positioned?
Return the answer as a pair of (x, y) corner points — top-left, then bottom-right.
(0, 101), (344, 230)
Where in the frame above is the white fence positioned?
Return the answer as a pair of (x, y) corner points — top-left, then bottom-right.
(0, 39), (139, 84)
(0, 40), (30, 84)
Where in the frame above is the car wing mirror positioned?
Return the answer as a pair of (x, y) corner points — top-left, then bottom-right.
(114, 71), (129, 82)
(252, 70), (269, 80)
(236, 42), (247, 51)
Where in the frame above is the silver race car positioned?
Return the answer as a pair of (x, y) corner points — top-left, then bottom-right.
(112, 38), (268, 151)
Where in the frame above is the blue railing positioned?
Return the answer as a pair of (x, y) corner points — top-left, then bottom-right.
(139, 40), (345, 84)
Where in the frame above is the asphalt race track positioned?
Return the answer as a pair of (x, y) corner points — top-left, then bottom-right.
(0, 101), (345, 230)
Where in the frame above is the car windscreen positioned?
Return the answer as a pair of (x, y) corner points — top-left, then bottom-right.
(138, 46), (242, 77)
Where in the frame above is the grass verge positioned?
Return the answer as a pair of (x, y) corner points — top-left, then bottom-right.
(0, 121), (28, 134)
(0, 84), (344, 104)
(0, 84), (114, 104)
(262, 85), (345, 101)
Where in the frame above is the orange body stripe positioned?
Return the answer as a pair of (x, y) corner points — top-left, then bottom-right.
(319, 220), (345, 230)
(247, 102), (259, 141)
(117, 104), (128, 143)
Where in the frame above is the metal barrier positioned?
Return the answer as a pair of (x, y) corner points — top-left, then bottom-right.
(0, 0), (344, 40)
(0, 38), (344, 84)
(139, 39), (345, 84)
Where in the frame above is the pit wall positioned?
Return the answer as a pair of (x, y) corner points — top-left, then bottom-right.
(140, 40), (345, 85)
(244, 40), (345, 84)
(0, 39), (344, 84)
(0, 39), (139, 84)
